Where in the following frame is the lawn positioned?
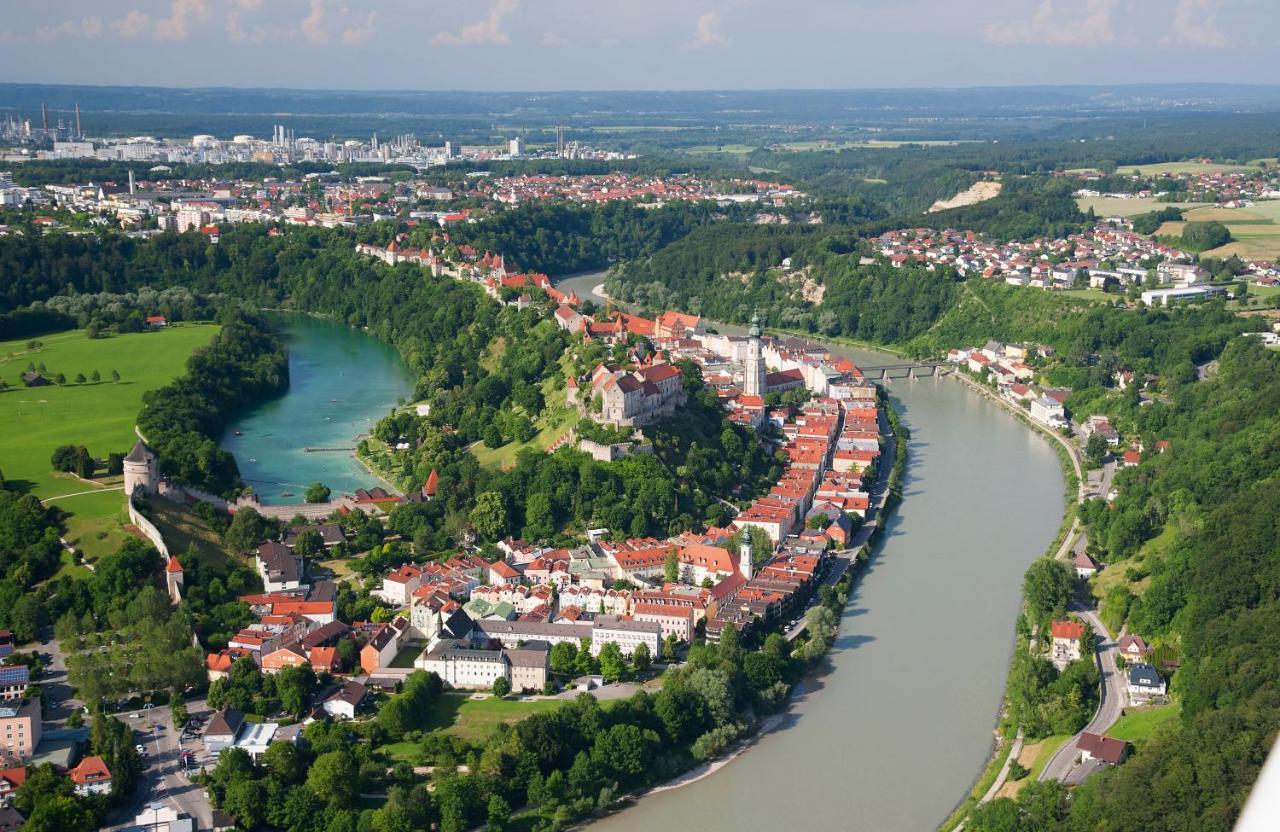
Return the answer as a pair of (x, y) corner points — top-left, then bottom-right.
(0, 325), (220, 499)
(1070, 161), (1261, 177)
(423, 695), (566, 743)
(1109, 703), (1180, 745)
(388, 647), (423, 668)
(0, 325), (219, 561)
(1027, 733), (1073, 781)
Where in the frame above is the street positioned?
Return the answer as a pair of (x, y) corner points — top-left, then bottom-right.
(103, 698), (214, 832)
(1037, 607), (1126, 783)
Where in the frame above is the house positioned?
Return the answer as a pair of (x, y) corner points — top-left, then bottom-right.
(1122, 450), (1141, 467)
(260, 645), (309, 674)
(256, 541), (304, 592)
(375, 565), (424, 606)
(0, 806), (22, 832)
(360, 618), (408, 674)
(321, 680), (366, 720)
(1073, 550), (1102, 579)
(1030, 396), (1066, 427)
(488, 560), (520, 586)
(0, 668), (28, 702)
(632, 603), (695, 643)
(123, 804), (194, 832)
(417, 642), (550, 692)
(0, 701), (40, 765)
(590, 616), (662, 658)
(1117, 634), (1150, 664)
(69, 755), (113, 796)
(0, 767), (24, 806)
(1050, 619), (1086, 664)
(145, 315), (168, 328)
(1076, 732), (1128, 765)
(203, 709), (245, 756)
(1127, 663), (1167, 704)
(0, 633), (11, 660)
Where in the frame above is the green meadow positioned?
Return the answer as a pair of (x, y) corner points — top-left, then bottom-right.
(0, 325), (219, 560)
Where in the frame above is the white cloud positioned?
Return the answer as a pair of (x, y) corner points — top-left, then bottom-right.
(300, 0), (330, 44)
(689, 11), (730, 49)
(108, 0), (209, 41)
(1163, 0), (1228, 47)
(541, 30), (569, 47)
(431, 0), (520, 47)
(984, 0), (1117, 46)
(31, 16), (103, 42)
(342, 10), (378, 45)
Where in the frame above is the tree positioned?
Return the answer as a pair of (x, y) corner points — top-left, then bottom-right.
(91, 369), (101, 382)
(276, 663), (317, 716)
(549, 640), (578, 675)
(1085, 432), (1108, 466)
(307, 749), (358, 805)
(106, 452), (125, 476)
(54, 372), (66, 385)
(223, 506), (270, 554)
(291, 528), (323, 560)
(663, 548), (680, 583)
(1022, 558), (1074, 623)
(111, 369), (120, 382)
(487, 794), (512, 832)
(74, 372), (86, 384)
(590, 723), (660, 783)
(598, 642), (626, 682)
(470, 491), (507, 541)
(305, 482), (331, 503)
(222, 779), (269, 830)
(632, 641), (652, 673)
(492, 676), (511, 698)
(22, 795), (95, 832)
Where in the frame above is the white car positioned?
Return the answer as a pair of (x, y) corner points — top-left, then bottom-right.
(135, 744), (146, 755)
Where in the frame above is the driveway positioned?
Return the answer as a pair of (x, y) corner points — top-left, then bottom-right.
(1038, 608), (1126, 783)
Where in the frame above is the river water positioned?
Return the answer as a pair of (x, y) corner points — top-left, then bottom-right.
(555, 272), (1065, 832)
(220, 314), (416, 505)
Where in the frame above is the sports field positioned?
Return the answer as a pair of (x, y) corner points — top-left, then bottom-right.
(0, 325), (219, 559)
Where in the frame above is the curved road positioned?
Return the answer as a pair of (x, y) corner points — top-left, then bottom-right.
(1037, 608), (1126, 783)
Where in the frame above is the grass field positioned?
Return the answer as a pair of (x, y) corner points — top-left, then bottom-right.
(1109, 703), (1180, 744)
(378, 695), (566, 750)
(1070, 161), (1260, 177)
(146, 499), (231, 572)
(1074, 196), (1207, 218)
(0, 325), (219, 559)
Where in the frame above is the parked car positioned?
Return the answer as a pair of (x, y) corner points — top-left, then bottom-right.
(135, 744), (145, 755)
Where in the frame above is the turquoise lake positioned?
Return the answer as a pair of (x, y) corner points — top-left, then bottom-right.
(220, 314), (416, 504)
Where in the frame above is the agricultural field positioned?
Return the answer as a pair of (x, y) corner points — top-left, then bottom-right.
(1071, 160), (1261, 177)
(0, 324), (219, 558)
(1074, 196), (1207, 218)
(1154, 201), (1280, 259)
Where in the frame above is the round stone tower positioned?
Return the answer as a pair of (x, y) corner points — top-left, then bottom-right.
(123, 438), (159, 496)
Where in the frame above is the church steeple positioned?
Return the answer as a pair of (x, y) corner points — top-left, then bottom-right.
(744, 311), (765, 398)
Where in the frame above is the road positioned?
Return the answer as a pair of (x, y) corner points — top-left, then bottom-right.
(103, 698), (214, 831)
(36, 628), (79, 724)
(1037, 607), (1126, 783)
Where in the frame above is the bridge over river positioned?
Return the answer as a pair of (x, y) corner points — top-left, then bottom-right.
(857, 360), (951, 380)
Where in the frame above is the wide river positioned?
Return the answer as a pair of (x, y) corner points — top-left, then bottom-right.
(221, 314), (416, 504)
(554, 272), (1066, 831)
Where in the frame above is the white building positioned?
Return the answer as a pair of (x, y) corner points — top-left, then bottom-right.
(590, 616), (662, 658)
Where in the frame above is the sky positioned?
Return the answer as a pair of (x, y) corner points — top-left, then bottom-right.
(0, 0), (1275, 91)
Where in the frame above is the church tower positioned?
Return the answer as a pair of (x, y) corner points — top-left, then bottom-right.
(744, 312), (766, 398)
(739, 530), (755, 581)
